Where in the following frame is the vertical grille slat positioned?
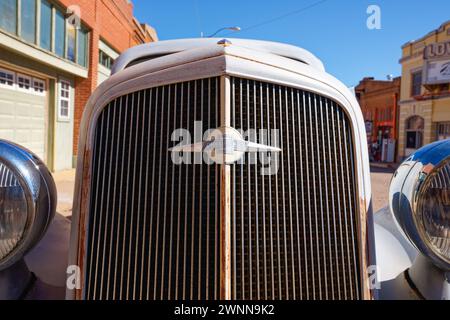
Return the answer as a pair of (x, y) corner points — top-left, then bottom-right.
(343, 114), (361, 300)
(174, 83), (183, 299)
(230, 77), (361, 300)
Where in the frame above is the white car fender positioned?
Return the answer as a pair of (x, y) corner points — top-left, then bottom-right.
(374, 206), (418, 282)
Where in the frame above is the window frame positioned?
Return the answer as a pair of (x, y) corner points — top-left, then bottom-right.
(0, 0), (90, 68)
(58, 79), (71, 121)
(411, 70), (423, 97)
(0, 0), (19, 35)
(32, 77), (46, 96)
(99, 49), (116, 70)
(39, 0), (53, 51)
(0, 67), (16, 90)
(19, 0), (38, 44)
(437, 122), (450, 141)
(65, 20), (77, 63)
(405, 115), (425, 150)
(54, 7), (66, 58)
(16, 73), (32, 92)
(76, 27), (89, 67)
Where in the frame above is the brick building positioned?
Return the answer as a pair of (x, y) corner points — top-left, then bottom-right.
(355, 77), (401, 162)
(0, 0), (157, 171)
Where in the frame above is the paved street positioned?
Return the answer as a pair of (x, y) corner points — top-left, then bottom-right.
(53, 169), (76, 218)
(370, 165), (396, 213)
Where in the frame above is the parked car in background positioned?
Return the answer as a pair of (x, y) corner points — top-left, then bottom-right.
(0, 39), (449, 300)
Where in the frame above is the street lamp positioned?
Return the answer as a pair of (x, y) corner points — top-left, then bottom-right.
(207, 26), (241, 38)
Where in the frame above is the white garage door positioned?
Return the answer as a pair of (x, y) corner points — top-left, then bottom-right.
(0, 68), (47, 162)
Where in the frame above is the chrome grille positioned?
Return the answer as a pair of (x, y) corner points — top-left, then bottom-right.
(82, 75), (363, 300)
(230, 77), (361, 300)
(84, 78), (221, 300)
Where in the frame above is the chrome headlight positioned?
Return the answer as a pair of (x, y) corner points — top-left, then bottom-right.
(390, 140), (450, 270)
(0, 140), (56, 270)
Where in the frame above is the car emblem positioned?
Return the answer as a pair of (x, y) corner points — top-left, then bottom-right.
(169, 126), (282, 164)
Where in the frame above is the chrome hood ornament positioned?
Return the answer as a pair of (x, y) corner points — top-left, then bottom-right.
(169, 126), (282, 165)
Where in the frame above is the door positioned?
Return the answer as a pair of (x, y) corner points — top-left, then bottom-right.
(405, 116), (424, 157)
(0, 68), (47, 162)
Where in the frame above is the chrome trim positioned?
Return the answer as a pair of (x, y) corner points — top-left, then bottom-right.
(0, 140), (56, 270)
(390, 139), (450, 271)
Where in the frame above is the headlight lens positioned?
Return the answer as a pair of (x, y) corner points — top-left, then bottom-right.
(416, 161), (450, 263)
(390, 140), (450, 270)
(0, 163), (28, 261)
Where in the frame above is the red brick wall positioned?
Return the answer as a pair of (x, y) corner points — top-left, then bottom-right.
(56, 0), (154, 155)
(355, 77), (401, 142)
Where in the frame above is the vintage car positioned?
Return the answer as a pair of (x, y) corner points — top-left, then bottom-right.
(0, 38), (449, 300)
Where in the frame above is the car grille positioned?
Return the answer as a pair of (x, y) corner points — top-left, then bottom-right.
(230, 77), (361, 300)
(83, 76), (362, 300)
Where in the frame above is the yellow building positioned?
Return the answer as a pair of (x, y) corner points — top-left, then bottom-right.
(398, 21), (450, 160)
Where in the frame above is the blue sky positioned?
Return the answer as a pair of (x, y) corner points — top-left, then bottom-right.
(133, 0), (449, 87)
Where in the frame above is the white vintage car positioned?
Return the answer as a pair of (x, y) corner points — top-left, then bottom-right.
(0, 39), (449, 300)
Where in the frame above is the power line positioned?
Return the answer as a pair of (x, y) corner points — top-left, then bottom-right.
(223, 0), (330, 36)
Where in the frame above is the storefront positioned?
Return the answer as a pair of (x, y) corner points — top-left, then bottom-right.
(356, 77), (400, 162)
(398, 21), (450, 161)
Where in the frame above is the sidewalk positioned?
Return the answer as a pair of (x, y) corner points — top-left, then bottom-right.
(370, 161), (399, 170)
(52, 169), (75, 218)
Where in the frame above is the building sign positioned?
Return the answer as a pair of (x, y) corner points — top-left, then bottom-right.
(424, 59), (450, 84)
(423, 41), (450, 85)
(424, 41), (450, 59)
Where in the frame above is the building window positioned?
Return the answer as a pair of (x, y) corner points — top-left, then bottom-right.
(411, 71), (422, 97)
(66, 23), (76, 62)
(58, 80), (70, 120)
(17, 73), (31, 91)
(54, 9), (65, 58)
(21, 0), (36, 43)
(77, 28), (88, 67)
(99, 50), (115, 70)
(0, 69), (47, 95)
(33, 77), (45, 95)
(437, 122), (450, 141)
(0, 68), (15, 88)
(0, 0), (18, 35)
(40, 0), (52, 51)
(406, 116), (424, 149)
(0, 0), (89, 67)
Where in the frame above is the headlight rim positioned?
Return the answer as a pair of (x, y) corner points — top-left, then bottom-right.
(0, 157), (36, 269)
(390, 140), (450, 271)
(0, 140), (56, 271)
